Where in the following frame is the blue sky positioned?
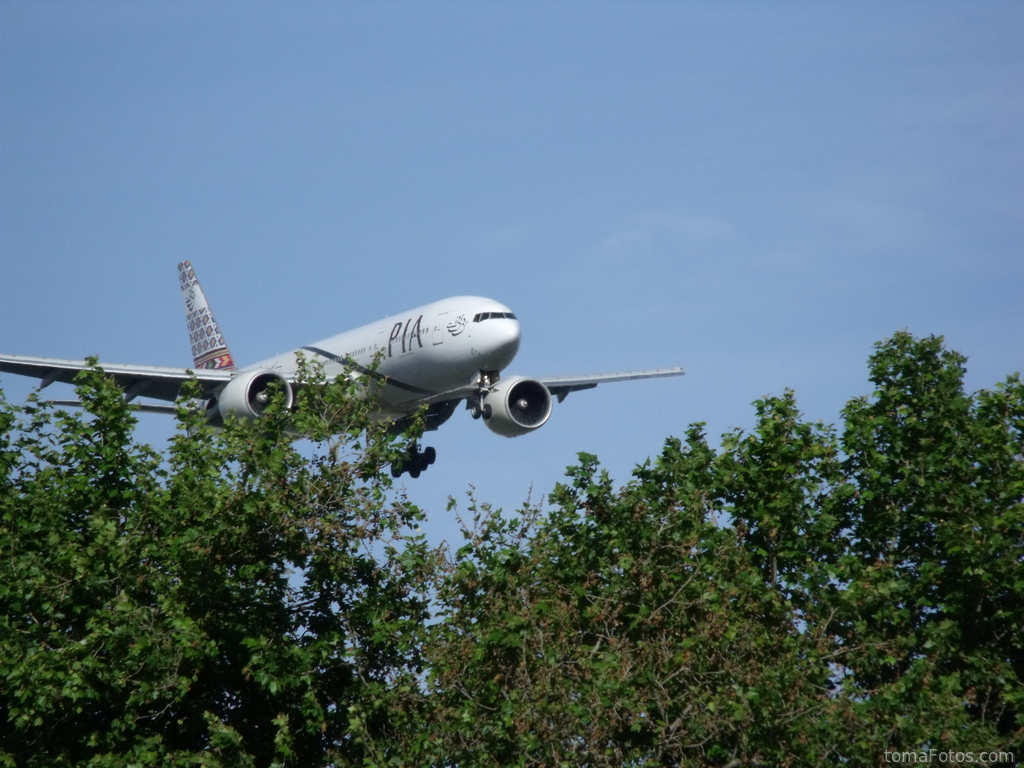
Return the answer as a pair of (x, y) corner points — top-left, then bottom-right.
(2, 2), (1022, 547)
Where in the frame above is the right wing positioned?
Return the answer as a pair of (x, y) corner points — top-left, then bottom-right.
(0, 354), (233, 402)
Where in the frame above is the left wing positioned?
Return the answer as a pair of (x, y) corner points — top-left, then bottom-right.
(408, 367), (686, 408)
(0, 354), (233, 402)
(537, 367), (685, 402)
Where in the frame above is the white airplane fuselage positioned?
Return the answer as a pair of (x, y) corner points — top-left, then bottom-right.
(0, 261), (683, 477)
(249, 296), (521, 418)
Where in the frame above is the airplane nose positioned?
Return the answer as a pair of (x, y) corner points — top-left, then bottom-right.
(503, 320), (521, 353)
(495, 319), (521, 361)
(479, 317), (520, 369)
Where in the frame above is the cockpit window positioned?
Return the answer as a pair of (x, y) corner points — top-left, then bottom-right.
(472, 312), (518, 322)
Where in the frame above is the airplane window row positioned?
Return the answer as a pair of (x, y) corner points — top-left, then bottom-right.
(473, 312), (518, 322)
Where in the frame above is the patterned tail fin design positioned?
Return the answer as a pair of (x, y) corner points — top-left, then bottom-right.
(177, 261), (236, 370)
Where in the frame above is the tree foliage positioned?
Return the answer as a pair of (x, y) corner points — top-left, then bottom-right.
(1, 332), (1021, 766)
(0, 362), (438, 766)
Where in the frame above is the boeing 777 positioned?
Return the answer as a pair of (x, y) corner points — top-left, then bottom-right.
(0, 262), (683, 477)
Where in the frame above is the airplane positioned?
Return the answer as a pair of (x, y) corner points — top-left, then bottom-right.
(0, 261), (684, 477)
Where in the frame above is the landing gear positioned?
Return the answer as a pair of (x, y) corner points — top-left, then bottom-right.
(470, 403), (492, 420)
(470, 370), (498, 421)
(390, 443), (437, 479)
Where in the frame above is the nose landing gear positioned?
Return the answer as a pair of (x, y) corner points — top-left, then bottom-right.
(470, 370), (498, 421)
(390, 443), (437, 479)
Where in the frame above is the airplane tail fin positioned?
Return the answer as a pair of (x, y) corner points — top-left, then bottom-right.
(177, 261), (236, 370)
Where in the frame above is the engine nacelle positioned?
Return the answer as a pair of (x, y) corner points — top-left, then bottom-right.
(210, 370), (294, 423)
(482, 376), (553, 437)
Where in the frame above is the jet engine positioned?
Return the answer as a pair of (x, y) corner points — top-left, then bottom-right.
(481, 376), (552, 437)
(210, 370), (294, 423)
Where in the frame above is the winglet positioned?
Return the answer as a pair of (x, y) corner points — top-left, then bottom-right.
(177, 261), (236, 370)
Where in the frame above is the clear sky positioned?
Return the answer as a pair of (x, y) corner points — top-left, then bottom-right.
(2, 2), (1022, 548)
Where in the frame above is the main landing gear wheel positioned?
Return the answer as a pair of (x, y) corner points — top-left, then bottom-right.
(390, 443), (436, 479)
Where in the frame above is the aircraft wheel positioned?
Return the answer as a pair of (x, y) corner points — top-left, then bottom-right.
(409, 467), (421, 479)
(482, 404), (492, 420)
(471, 405), (481, 419)
(391, 463), (403, 478)
(424, 446), (436, 465)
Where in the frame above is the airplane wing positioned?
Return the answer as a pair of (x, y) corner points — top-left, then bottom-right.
(387, 367), (684, 435)
(413, 367), (686, 407)
(0, 354), (233, 402)
(538, 367), (685, 402)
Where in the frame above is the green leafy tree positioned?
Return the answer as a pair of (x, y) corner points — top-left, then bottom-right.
(2, 332), (1021, 766)
(415, 333), (1022, 765)
(831, 333), (1024, 754)
(717, 390), (846, 602)
(421, 430), (852, 766)
(0, 362), (438, 767)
